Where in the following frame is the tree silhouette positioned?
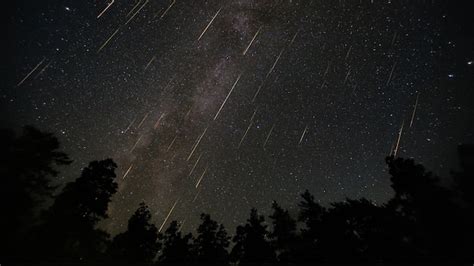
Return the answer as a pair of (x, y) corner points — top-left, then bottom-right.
(386, 155), (470, 261)
(33, 159), (118, 262)
(293, 189), (327, 262)
(192, 213), (230, 264)
(108, 202), (160, 263)
(268, 201), (297, 262)
(0, 126), (71, 262)
(2, 125), (473, 264)
(451, 144), (474, 260)
(230, 208), (276, 265)
(158, 220), (194, 263)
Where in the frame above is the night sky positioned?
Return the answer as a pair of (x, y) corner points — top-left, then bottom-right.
(3, 0), (473, 234)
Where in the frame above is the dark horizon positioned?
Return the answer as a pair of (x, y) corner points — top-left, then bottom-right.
(1, 125), (473, 264)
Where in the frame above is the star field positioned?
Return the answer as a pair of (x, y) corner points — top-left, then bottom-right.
(3, 0), (473, 234)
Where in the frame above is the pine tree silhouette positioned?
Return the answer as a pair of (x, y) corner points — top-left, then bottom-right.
(2, 125), (473, 263)
(230, 208), (276, 265)
(0, 126), (71, 262)
(33, 159), (118, 262)
(109, 202), (160, 263)
(158, 220), (194, 263)
(293, 189), (327, 262)
(386, 155), (469, 261)
(268, 201), (297, 262)
(193, 213), (230, 264)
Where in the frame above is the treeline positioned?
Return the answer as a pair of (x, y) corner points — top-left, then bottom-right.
(1, 126), (473, 264)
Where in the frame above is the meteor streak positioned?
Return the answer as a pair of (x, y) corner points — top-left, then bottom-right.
(267, 48), (285, 78)
(238, 109), (257, 148)
(188, 153), (203, 177)
(195, 165), (208, 188)
(122, 164), (133, 179)
(299, 125), (308, 145)
(130, 135), (143, 153)
(154, 113), (165, 129)
(159, 199), (179, 232)
(167, 135), (178, 152)
(252, 48), (284, 101)
(97, 0), (115, 19)
(409, 93), (419, 128)
(263, 123), (275, 149)
(323, 62), (330, 79)
(126, 0), (149, 25)
(144, 56), (156, 70)
(386, 62), (397, 86)
(343, 69), (351, 85)
(17, 58), (45, 87)
(243, 26), (262, 55)
(160, 0), (176, 19)
(124, 117), (136, 133)
(345, 45), (352, 60)
(391, 31), (398, 47)
(288, 29), (299, 48)
(98, 28), (120, 52)
(393, 120), (404, 157)
(137, 112), (150, 129)
(197, 7), (222, 41)
(34, 61), (52, 79)
(187, 126), (208, 161)
(127, 0), (143, 17)
(192, 188), (201, 203)
(178, 219), (186, 231)
(214, 74), (242, 120)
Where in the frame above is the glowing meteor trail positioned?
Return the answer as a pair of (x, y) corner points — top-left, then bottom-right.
(386, 62), (397, 86)
(144, 56), (156, 70)
(187, 126), (208, 161)
(126, 0), (149, 25)
(263, 124), (275, 149)
(98, 28), (119, 52)
(124, 117), (136, 133)
(192, 188), (201, 203)
(268, 48), (285, 77)
(17, 58), (45, 87)
(127, 0), (142, 17)
(159, 199), (179, 232)
(393, 120), (404, 157)
(343, 69), (351, 85)
(137, 112), (150, 129)
(97, 0), (115, 19)
(178, 219), (186, 231)
(391, 31), (398, 47)
(214, 74), (242, 120)
(252, 48), (284, 101)
(289, 29), (299, 48)
(238, 109), (257, 148)
(167, 135), (178, 152)
(243, 26), (262, 55)
(122, 164), (133, 180)
(195, 165), (208, 188)
(299, 125), (308, 145)
(197, 7), (222, 41)
(130, 135), (143, 153)
(34, 61), (52, 79)
(154, 113), (165, 129)
(409, 94), (419, 128)
(323, 62), (330, 79)
(188, 153), (203, 177)
(345, 45), (352, 60)
(160, 0), (176, 19)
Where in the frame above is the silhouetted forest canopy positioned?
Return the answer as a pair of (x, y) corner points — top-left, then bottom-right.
(1, 126), (473, 264)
